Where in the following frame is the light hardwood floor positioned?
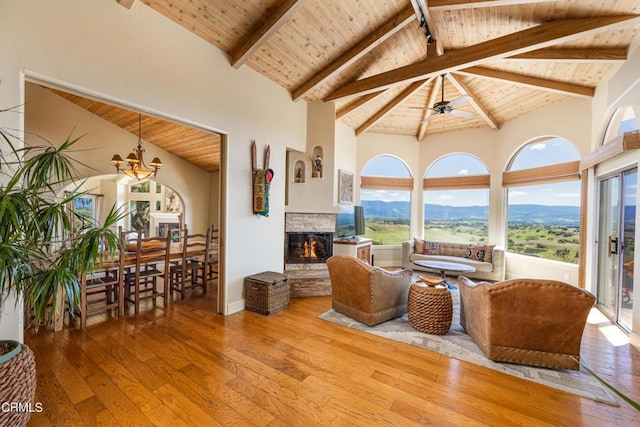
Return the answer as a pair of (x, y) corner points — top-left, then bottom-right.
(25, 281), (639, 426)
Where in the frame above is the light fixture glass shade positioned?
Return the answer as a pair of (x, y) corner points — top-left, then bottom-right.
(122, 168), (153, 180)
(111, 113), (162, 180)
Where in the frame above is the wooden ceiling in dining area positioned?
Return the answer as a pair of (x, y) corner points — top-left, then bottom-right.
(134, 0), (640, 141)
(46, 88), (221, 173)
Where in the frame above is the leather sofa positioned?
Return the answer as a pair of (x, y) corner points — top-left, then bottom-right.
(403, 239), (505, 282)
(458, 276), (595, 370)
(326, 255), (413, 326)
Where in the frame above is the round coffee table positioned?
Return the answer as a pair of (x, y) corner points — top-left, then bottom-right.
(413, 260), (475, 289)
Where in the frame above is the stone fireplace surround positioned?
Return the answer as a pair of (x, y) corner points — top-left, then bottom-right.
(285, 213), (336, 296)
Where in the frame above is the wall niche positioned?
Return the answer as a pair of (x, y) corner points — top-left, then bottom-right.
(311, 146), (323, 178)
(294, 160), (306, 183)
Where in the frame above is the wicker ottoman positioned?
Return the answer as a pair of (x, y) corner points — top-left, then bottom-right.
(407, 282), (453, 335)
(245, 271), (290, 315)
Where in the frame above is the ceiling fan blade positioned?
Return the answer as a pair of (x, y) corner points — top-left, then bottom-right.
(450, 109), (475, 119)
(420, 113), (439, 124)
(448, 94), (472, 108)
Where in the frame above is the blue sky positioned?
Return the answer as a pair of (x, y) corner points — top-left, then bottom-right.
(361, 137), (584, 206)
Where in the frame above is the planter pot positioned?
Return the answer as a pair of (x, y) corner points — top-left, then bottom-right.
(0, 340), (37, 427)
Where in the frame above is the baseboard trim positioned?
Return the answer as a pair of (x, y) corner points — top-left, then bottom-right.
(227, 299), (245, 315)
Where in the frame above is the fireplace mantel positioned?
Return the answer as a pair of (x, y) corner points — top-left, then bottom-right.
(285, 212), (336, 233)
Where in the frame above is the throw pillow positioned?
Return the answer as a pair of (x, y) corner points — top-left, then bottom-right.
(423, 241), (440, 255)
(465, 244), (495, 262)
(465, 247), (473, 259)
(482, 245), (495, 263)
(465, 245), (483, 261)
(414, 238), (425, 254)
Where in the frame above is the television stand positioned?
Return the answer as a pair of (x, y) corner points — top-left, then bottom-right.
(333, 238), (372, 264)
(335, 236), (360, 242)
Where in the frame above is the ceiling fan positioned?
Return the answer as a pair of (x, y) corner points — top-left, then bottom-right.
(421, 75), (474, 123)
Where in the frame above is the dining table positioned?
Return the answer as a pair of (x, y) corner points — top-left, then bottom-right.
(52, 241), (218, 331)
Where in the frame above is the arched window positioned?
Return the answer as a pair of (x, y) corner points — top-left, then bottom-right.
(603, 106), (639, 144)
(360, 155), (413, 245)
(424, 154), (490, 243)
(503, 137), (581, 263)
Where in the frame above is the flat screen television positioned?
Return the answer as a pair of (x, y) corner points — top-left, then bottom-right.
(336, 205), (365, 239)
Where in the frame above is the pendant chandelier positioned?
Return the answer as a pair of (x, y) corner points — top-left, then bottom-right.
(110, 113), (162, 180)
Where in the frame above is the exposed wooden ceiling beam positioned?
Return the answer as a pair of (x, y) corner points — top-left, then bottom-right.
(447, 73), (499, 129)
(116, 0), (135, 9)
(230, 0), (307, 69)
(427, 0), (558, 10)
(335, 90), (387, 119)
(505, 47), (627, 62)
(324, 15), (640, 102)
(292, 8), (415, 101)
(417, 76), (443, 140)
(456, 66), (595, 97)
(356, 80), (429, 136)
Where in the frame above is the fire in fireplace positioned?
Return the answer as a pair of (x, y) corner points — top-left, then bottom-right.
(286, 232), (333, 264)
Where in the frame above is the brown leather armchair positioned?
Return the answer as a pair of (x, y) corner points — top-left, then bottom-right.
(458, 276), (595, 370)
(326, 255), (413, 326)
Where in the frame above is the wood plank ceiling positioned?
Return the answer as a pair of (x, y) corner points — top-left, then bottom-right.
(66, 0), (640, 173)
(46, 88), (221, 173)
(138, 0), (639, 140)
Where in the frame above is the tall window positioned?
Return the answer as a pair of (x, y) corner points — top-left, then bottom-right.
(424, 154), (490, 243)
(504, 137), (581, 263)
(360, 155), (413, 245)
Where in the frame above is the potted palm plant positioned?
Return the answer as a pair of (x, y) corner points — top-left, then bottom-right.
(0, 112), (123, 425)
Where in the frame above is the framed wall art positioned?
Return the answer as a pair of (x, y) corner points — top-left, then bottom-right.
(339, 169), (354, 204)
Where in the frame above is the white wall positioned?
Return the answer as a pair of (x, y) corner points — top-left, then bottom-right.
(0, 0), (307, 340)
(334, 121), (358, 205)
(286, 101), (338, 213)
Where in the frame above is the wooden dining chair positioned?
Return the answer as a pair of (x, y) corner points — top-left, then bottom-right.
(78, 265), (121, 328)
(170, 228), (208, 299)
(122, 233), (171, 313)
(204, 225), (219, 281)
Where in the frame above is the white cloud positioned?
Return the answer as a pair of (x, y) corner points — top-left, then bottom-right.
(457, 169), (469, 175)
(558, 193), (580, 198)
(434, 194), (455, 205)
(530, 142), (547, 151)
(510, 191), (529, 197)
(363, 189), (410, 202)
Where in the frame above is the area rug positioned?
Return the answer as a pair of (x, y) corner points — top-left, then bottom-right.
(319, 287), (619, 406)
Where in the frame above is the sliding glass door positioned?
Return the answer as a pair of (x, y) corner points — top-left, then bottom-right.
(597, 168), (636, 332)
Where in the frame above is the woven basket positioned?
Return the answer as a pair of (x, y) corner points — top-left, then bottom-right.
(0, 342), (37, 427)
(245, 271), (290, 315)
(407, 283), (453, 335)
